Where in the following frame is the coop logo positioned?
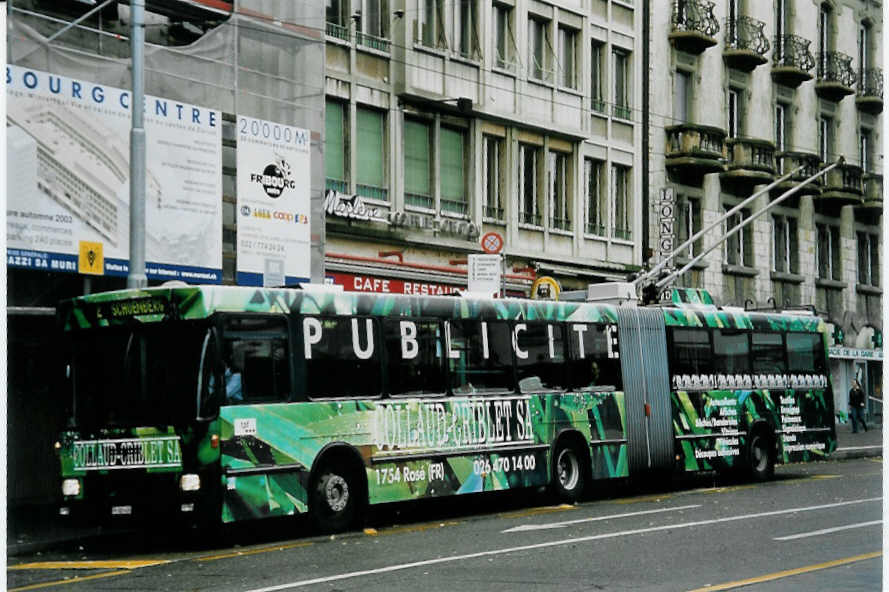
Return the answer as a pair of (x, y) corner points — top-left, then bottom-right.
(250, 158), (296, 198)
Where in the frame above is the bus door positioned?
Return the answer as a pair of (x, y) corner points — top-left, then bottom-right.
(616, 308), (674, 476)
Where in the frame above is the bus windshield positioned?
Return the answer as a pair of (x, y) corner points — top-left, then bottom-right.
(71, 324), (207, 429)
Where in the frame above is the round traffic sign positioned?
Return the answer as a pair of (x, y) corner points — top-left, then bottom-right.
(481, 232), (504, 254)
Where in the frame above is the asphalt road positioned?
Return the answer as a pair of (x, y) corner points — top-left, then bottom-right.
(8, 458), (883, 592)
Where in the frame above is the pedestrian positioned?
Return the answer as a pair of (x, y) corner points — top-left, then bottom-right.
(849, 379), (868, 433)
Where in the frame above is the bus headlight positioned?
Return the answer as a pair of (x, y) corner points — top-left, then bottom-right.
(62, 479), (81, 497)
(180, 474), (201, 492)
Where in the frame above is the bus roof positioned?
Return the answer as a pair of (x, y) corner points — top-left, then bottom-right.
(58, 284), (826, 335)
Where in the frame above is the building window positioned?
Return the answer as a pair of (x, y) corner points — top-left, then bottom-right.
(548, 151), (570, 231)
(440, 127), (466, 215)
(674, 70), (691, 123)
(819, 115), (833, 162)
(859, 128), (872, 172)
(724, 207), (752, 266)
(558, 26), (577, 89)
(728, 88), (741, 139)
(519, 144), (541, 226)
(356, 107), (387, 201)
(584, 158), (605, 235)
(816, 223), (841, 280)
(419, 0), (445, 48)
(859, 21), (872, 72)
(528, 17), (552, 83)
(612, 49), (630, 120)
(858, 232), (879, 286)
(483, 136), (504, 220)
(493, 3), (516, 71)
(325, 100), (348, 192)
(325, 0), (349, 39)
(591, 41), (605, 112)
(454, 0), (479, 59)
(818, 3), (832, 76)
(677, 195), (701, 259)
(611, 164), (631, 240)
(404, 119), (432, 208)
(772, 215), (798, 273)
(775, 102), (790, 172)
(357, 0), (391, 50)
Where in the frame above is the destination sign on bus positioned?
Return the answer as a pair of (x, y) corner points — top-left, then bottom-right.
(71, 437), (182, 471)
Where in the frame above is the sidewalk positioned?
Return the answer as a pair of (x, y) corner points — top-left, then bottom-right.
(7, 421), (882, 558)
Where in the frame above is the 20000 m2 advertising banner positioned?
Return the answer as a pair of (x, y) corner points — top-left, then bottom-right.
(6, 65), (223, 282)
(236, 115), (311, 286)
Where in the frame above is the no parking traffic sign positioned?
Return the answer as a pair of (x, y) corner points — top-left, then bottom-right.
(481, 232), (503, 254)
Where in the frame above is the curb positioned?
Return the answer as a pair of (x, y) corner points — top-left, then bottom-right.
(831, 446), (883, 461)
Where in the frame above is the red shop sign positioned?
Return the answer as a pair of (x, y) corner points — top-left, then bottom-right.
(326, 272), (463, 296)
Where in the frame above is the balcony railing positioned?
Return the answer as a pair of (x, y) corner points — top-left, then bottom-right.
(670, 0), (719, 54)
(857, 68), (883, 114)
(326, 22), (349, 42)
(613, 228), (632, 241)
(550, 217), (572, 232)
(612, 104), (632, 120)
(772, 34), (815, 87)
(356, 31), (390, 53)
(774, 151), (822, 199)
(821, 163), (864, 206)
(519, 211), (542, 226)
(723, 16), (769, 71)
(356, 184), (388, 202)
(724, 138), (776, 179)
(665, 123), (727, 177)
(484, 206), (504, 220)
(815, 51), (856, 100)
(405, 193), (433, 209)
(326, 178), (348, 193)
(585, 223), (606, 236)
(440, 198), (468, 216)
(591, 98), (607, 114)
(859, 174), (883, 215)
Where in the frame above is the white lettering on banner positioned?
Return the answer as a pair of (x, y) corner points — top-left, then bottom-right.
(373, 398), (534, 451)
(400, 321), (418, 360)
(572, 324), (588, 358)
(353, 277), (391, 292)
(303, 317), (323, 359)
(513, 324), (529, 360)
(352, 318), (375, 360)
(71, 437), (182, 471)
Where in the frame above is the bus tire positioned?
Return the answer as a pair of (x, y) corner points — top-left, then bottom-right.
(309, 461), (362, 534)
(746, 428), (775, 482)
(552, 442), (585, 503)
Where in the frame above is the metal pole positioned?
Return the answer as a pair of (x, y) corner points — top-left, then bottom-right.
(635, 162), (806, 287)
(656, 159), (842, 289)
(127, 0), (147, 288)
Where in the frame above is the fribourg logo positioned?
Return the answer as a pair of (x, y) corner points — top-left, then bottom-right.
(251, 157), (295, 199)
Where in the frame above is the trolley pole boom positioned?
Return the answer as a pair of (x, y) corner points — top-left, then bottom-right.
(634, 162), (806, 288)
(655, 158), (843, 289)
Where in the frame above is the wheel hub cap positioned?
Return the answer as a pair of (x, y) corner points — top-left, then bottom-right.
(325, 475), (349, 512)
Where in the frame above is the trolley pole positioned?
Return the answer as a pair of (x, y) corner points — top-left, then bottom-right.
(127, 0), (147, 288)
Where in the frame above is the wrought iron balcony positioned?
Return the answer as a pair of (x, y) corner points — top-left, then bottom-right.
(665, 123), (727, 179)
(723, 16), (769, 71)
(669, 0), (719, 54)
(774, 151), (822, 201)
(815, 51), (856, 101)
(856, 68), (883, 114)
(820, 163), (863, 207)
(722, 138), (776, 188)
(771, 34), (815, 87)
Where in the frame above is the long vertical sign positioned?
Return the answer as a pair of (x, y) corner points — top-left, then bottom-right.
(236, 116), (311, 286)
(655, 187), (676, 298)
(5, 66), (223, 282)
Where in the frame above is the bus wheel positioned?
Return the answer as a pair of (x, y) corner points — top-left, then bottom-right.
(553, 444), (585, 503)
(310, 464), (359, 534)
(747, 430), (775, 482)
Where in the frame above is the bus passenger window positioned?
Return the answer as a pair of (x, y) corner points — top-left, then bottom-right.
(446, 320), (513, 394)
(712, 329), (750, 374)
(302, 316), (382, 398)
(567, 323), (622, 390)
(384, 319), (445, 396)
(669, 328), (712, 376)
(515, 323), (566, 392)
(786, 333), (825, 374)
(751, 332), (786, 374)
(222, 316), (290, 404)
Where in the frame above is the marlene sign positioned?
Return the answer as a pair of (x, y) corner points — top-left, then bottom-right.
(71, 437), (182, 471)
(236, 115), (311, 286)
(6, 66), (223, 282)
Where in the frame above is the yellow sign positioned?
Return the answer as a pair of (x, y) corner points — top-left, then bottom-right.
(78, 241), (104, 275)
(531, 276), (560, 300)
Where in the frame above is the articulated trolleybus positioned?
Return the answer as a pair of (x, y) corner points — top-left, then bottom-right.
(56, 283), (835, 532)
